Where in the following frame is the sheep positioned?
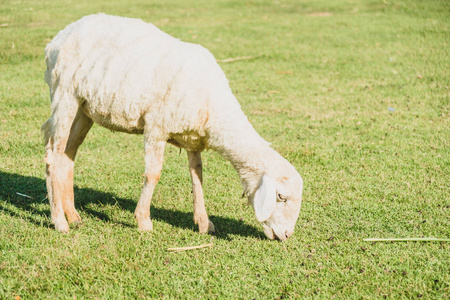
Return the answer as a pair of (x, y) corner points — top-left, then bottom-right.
(42, 13), (303, 240)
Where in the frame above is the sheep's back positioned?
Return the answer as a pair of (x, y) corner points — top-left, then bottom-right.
(45, 14), (229, 136)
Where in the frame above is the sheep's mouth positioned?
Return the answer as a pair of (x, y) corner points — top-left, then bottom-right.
(274, 233), (288, 241)
(262, 223), (288, 241)
(263, 223), (289, 241)
(262, 223), (275, 240)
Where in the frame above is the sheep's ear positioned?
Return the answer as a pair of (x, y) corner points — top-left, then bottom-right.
(252, 174), (276, 222)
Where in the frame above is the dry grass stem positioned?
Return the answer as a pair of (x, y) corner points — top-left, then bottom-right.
(364, 238), (450, 242)
(168, 239), (214, 252)
(217, 54), (263, 63)
(16, 192), (34, 199)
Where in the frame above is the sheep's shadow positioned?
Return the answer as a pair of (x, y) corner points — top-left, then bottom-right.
(0, 171), (264, 240)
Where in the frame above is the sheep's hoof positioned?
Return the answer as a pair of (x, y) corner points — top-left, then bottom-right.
(70, 219), (83, 229)
(54, 219), (70, 233)
(137, 218), (153, 232)
(67, 211), (82, 224)
(199, 220), (215, 234)
(70, 219), (82, 225)
(207, 220), (215, 234)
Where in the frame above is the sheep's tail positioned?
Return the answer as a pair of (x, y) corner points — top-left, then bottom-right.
(41, 119), (53, 165)
(41, 119), (51, 142)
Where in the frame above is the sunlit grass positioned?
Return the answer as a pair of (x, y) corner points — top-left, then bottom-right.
(0, 0), (449, 298)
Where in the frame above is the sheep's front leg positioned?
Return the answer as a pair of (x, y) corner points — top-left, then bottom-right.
(134, 139), (166, 232)
(187, 151), (215, 234)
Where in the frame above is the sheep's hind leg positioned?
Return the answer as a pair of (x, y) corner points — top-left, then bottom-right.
(134, 137), (166, 232)
(42, 98), (80, 233)
(187, 151), (215, 234)
(62, 108), (93, 224)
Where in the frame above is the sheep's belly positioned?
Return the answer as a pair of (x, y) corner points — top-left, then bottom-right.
(81, 101), (145, 134)
(81, 101), (207, 151)
(168, 132), (207, 152)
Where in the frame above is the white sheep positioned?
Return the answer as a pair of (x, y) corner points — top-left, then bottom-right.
(42, 13), (303, 240)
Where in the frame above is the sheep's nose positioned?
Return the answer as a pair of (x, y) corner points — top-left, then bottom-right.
(274, 230), (294, 241)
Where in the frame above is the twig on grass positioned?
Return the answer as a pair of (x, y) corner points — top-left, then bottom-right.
(364, 237), (450, 242)
(217, 54), (263, 63)
(168, 238), (214, 252)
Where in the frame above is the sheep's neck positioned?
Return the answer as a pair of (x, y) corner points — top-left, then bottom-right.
(208, 116), (274, 196)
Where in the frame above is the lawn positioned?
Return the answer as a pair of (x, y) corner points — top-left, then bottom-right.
(0, 0), (449, 298)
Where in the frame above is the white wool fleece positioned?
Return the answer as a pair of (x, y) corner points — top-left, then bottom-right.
(45, 13), (301, 213)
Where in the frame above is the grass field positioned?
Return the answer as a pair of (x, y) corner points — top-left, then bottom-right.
(0, 0), (449, 298)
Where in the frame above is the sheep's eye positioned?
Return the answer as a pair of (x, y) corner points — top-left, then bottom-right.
(277, 194), (288, 202)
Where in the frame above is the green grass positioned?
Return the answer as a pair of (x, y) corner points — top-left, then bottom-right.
(0, 0), (449, 298)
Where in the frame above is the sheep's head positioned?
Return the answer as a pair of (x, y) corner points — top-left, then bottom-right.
(249, 169), (303, 241)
